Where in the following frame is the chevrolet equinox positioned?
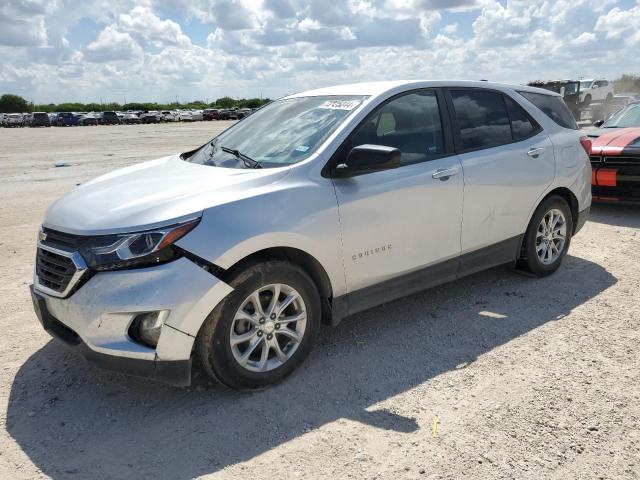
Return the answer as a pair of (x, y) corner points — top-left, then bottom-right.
(30, 81), (592, 390)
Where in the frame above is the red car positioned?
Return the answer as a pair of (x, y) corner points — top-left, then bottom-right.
(590, 127), (640, 203)
(203, 109), (220, 121)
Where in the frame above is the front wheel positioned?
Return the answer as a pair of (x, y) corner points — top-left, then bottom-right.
(520, 196), (573, 277)
(196, 260), (321, 390)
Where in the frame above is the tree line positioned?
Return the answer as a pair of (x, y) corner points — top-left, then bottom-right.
(0, 95), (271, 114)
(3, 73), (640, 113)
(611, 74), (640, 94)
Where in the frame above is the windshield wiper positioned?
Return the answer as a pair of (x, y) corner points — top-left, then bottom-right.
(220, 146), (262, 169)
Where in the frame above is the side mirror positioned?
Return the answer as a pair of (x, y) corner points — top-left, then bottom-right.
(592, 84), (598, 89)
(335, 144), (401, 177)
(593, 119), (604, 127)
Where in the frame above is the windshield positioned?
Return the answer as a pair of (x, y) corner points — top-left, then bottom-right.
(580, 81), (593, 90)
(185, 95), (367, 168)
(602, 104), (640, 128)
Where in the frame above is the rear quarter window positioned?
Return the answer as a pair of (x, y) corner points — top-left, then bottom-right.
(518, 91), (578, 130)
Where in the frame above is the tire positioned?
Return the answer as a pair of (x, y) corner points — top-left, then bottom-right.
(583, 94), (591, 106)
(520, 195), (573, 277)
(606, 93), (613, 103)
(196, 260), (321, 390)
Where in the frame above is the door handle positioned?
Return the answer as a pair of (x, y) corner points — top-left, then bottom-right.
(527, 147), (545, 158)
(432, 168), (459, 180)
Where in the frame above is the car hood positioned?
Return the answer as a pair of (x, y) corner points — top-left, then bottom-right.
(589, 127), (640, 155)
(43, 155), (290, 235)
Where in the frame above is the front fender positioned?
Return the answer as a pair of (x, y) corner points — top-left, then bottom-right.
(175, 179), (346, 297)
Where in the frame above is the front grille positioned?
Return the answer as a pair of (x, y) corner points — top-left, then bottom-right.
(604, 156), (640, 165)
(36, 248), (77, 293)
(42, 228), (84, 251)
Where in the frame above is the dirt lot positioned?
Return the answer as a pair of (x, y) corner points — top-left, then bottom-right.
(1, 123), (639, 480)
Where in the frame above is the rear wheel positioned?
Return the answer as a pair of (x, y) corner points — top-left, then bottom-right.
(520, 196), (573, 277)
(583, 94), (592, 106)
(196, 260), (321, 390)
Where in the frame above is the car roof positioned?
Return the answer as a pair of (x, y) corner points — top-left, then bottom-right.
(285, 80), (560, 99)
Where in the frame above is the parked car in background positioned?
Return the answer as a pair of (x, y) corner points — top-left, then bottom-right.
(100, 111), (120, 125)
(140, 112), (162, 124)
(218, 109), (238, 120)
(203, 108), (219, 120)
(588, 101), (640, 137)
(161, 111), (177, 122)
(31, 112), (51, 127)
(122, 113), (141, 124)
(237, 108), (252, 119)
(611, 93), (640, 107)
(77, 114), (98, 126)
(189, 110), (203, 121)
(56, 112), (80, 126)
(579, 79), (614, 106)
(30, 80), (591, 390)
(589, 126), (640, 203)
(4, 113), (25, 127)
(177, 111), (193, 122)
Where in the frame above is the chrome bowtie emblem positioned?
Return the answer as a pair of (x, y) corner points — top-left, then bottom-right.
(38, 230), (47, 242)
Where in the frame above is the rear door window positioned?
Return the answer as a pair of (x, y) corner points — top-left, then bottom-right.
(449, 90), (512, 150)
(518, 91), (578, 130)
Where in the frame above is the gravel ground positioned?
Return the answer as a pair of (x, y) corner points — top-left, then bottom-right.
(0, 123), (639, 480)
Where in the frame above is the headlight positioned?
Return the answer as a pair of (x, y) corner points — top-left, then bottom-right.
(79, 218), (200, 271)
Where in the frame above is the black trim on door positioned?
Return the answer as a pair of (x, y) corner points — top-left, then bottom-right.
(330, 234), (523, 325)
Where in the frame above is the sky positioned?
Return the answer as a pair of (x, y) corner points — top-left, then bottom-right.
(0, 0), (639, 104)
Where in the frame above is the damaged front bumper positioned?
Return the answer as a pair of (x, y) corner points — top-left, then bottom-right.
(30, 257), (233, 386)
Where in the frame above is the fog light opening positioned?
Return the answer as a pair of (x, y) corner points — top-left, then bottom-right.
(129, 310), (169, 348)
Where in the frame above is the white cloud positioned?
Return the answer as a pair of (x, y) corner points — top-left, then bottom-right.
(0, 0), (638, 103)
(297, 18), (321, 33)
(442, 23), (458, 35)
(571, 32), (596, 46)
(595, 4), (640, 43)
(0, 0), (50, 47)
(119, 6), (192, 48)
(84, 26), (144, 63)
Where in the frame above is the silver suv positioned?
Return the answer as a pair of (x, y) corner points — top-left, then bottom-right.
(30, 81), (592, 389)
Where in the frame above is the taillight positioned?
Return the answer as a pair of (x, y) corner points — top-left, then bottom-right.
(580, 136), (592, 155)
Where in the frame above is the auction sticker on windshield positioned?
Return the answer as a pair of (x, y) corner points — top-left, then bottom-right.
(318, 100), (361, 110)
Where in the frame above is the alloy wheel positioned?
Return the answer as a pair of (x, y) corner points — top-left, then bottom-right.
(230, 283), (307, 372)
(536, 208), (567, 265)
